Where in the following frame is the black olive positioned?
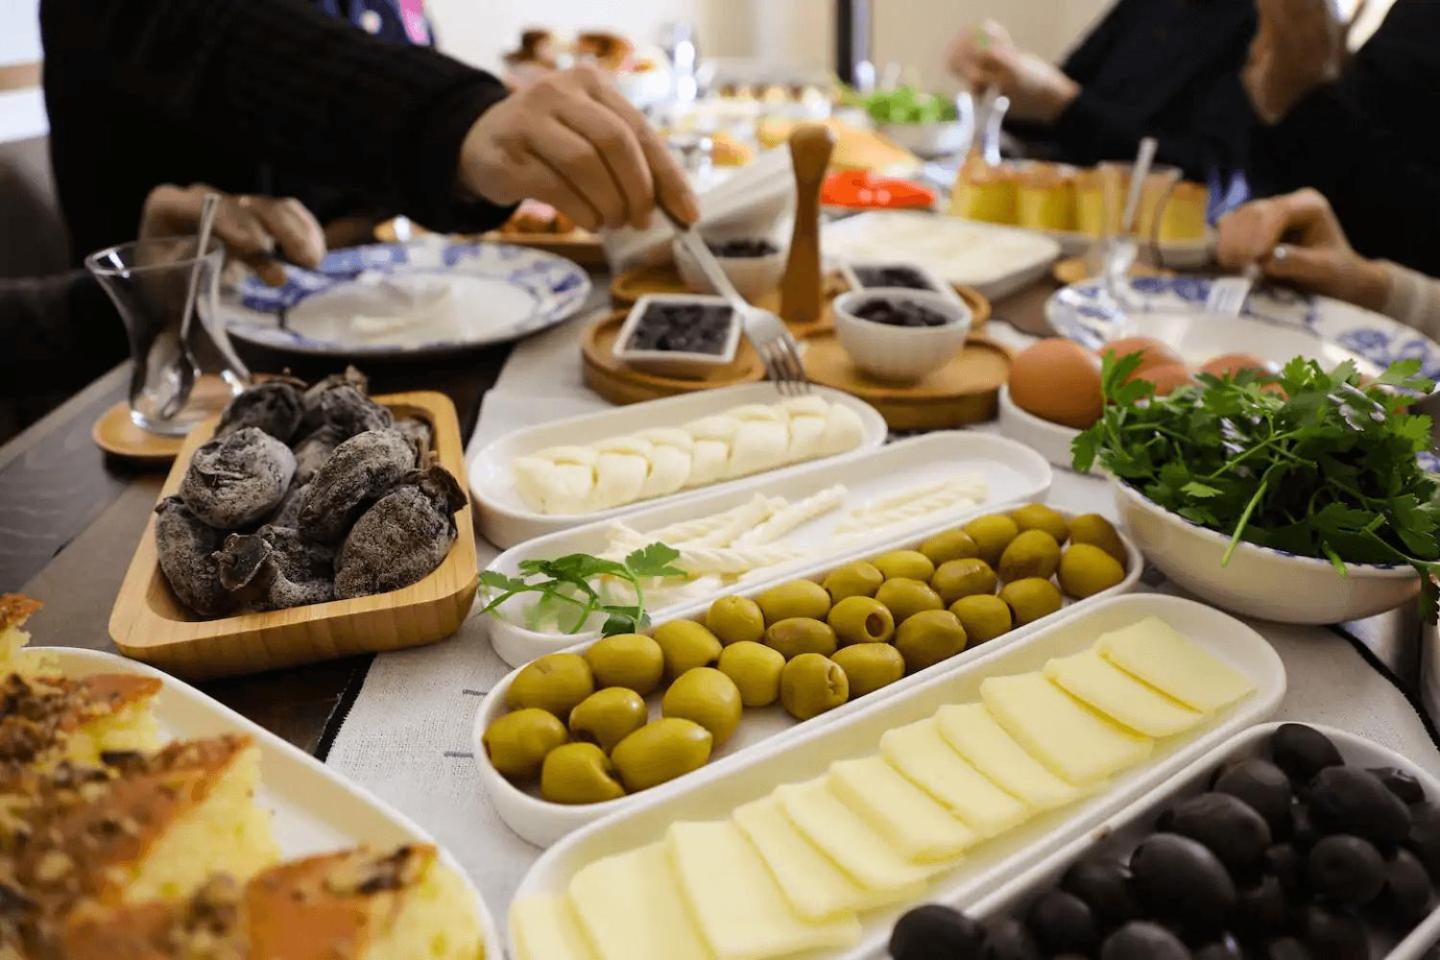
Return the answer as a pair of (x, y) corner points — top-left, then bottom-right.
(1264, 935), (1313, 959)
(1168, 792), (1273, 878)
(1098, 921), (1191, 960)
(1378, 847), (1434, 926)
(853, 298), (954, 328)
(1235, 874), (1290, 939)
(1309, 766), (1411, 850)
(1265, 842), (1307, 896)
(1024, 889), (1099, 955)
(1369, 766), (1425, 805)
(1271, 724), (1343, 785)
(1060, 857), (1139, 929)
(1290, 804), (1318, 852)
(1306, 834), (1386, 906)
(1193, 934), (1243, 960)
(707, 238), (779, 258)
(1214, 759), (1294, 836)
(981, 917), (1042, 960)
(1406, 804), (1440, 881)
(1297, 904), (1368, 960)
(889, 904), (987, 960)
(1131, 834), (1237, 938)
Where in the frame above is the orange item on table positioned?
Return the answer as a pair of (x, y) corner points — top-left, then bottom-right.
(821, 171), (936, 210)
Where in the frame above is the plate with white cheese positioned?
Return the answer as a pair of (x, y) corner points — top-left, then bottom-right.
(482, 432), (1052, 668)
(469, 383), (888, 548)
(507, 594), (1285, 960)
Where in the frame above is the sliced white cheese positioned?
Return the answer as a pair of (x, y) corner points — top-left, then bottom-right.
(935, 703), (1082, 810)
(1045, 648), (1204, 737)
(819, 403), (865, 455)
(728, 420), (789, 477)
(879, 718), (1031, 836)
(1098, 617), (1254, 713)
(511, 895), (597, 960)
(828, 756), (976, 863)
(569, 842), (711, 960)
(687, 438), (729, 487)
(640, 444), (691, 499)
(588, 451), (649, 510)
(776, 778), (937, 894)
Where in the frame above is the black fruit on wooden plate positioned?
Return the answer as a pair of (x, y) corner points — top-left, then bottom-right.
(626, 302), (734, 354)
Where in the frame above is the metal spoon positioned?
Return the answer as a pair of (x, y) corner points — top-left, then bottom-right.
(160, 191), (220, 420)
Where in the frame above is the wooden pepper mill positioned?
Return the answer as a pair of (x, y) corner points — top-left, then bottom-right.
(780, 124), (836, 326)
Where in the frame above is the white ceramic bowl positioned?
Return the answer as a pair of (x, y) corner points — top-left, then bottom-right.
(837, 260), (960, 304)
(833, 288), (972, 382)
(878, 120), (969, 158)
(1114, 480), (1421, 624)
(611, 293), (741, 377)
(672, 232), (788, 302)
(997, 385), (1084, 470)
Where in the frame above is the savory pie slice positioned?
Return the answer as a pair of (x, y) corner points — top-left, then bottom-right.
(0, 671), (163, 786)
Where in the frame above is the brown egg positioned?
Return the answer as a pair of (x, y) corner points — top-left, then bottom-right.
(1103, 336), (1182, 373)
(1139, 362), (1194, 396)
(1009, 338), (1104, 429)
(1200, 353), (1275, 378)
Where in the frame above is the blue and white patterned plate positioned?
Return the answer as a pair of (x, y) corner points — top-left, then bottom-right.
(1047, 275), (1440, 380)
(223, 240), (591, 357)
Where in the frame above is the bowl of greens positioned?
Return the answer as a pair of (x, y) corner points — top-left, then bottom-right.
(1074, 353), (1439, 624)
(856, 86), (970, 158)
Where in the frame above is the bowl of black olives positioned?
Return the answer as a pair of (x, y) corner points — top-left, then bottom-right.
(612, 294), (742, 377)
(889, 721), (1440, 960)
(833, 288), (973, 383)
(672, 232), (788, 301)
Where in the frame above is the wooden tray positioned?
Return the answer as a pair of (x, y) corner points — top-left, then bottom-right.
(1052, 255), (1172, 287)
(109, 391), (479, 680)
(802, 329), (1013, 431)
(581, 310), (766, 404)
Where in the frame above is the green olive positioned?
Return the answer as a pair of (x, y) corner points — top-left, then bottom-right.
(1068, 514), (1127, 565)
(568, 688), (648, 753)
(919, 529), (981, 566)
(610, 718), (713, 792)
(1058, 543), (1126, 598)
(583, 633), (664, 696)
(997, 529), (1062, 583)
(930, 558), (999, 605)
(826, 595), (895, 645)
(832, 643), (905, 698)
(963, 514), (1021, 566)
(717, 641), (786, 707)
(949, 594), (1013, 645)
(780, 654), (849, 721)
(482, 708), (568, 781)
(894, 609), (968, 673)
(1011, 503), (1070, 544)
(999, 577), (1064, 626)
(874, 577), (944, 624)
(869, 550), (936, 582)
(765, 617), (838, 660)
(755, 579), (832, 624)
(662, 667), (743, 747)
(705, 595), (765, 646)
(822, 561), (885, 603)
(506, 653), (595, 720)
(540, 742), (625, 804)
(652, 620), (722, 680)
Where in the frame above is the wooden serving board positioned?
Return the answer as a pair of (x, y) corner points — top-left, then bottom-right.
(108, 391), (479, 680)
(802, 329), (1013, 430)
(581, 310), (766, 404)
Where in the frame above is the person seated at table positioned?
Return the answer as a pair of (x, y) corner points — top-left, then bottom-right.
(1217, 188), (1440, 335)
(40, 0), (697, 263)
(945, 1), (1256, 183)
(1238, 0), (1440, 276)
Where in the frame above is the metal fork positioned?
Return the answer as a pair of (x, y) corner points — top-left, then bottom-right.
(1205, 263), (1261, 317)
(660, 207), (810, 396)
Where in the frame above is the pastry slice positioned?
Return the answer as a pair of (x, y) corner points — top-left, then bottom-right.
(827, 756), (975, 863)
(935, 703), (1082, 810)
(0, 593), (48, 676)
(879, 718), (1031, 837)
(1044, 648), (1204, 737)
(0, 671), (162, 785)
(776, 778), (938, 894)
(1098, 617), (1254, 713)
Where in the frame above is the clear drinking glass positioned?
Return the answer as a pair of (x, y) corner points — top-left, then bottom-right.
(85, 236), (246, 435)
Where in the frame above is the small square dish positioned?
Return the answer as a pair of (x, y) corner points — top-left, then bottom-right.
(612, 293), (743, 378)
(839, 260), (959, 303)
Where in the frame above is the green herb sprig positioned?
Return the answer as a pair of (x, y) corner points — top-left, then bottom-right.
(1072, 353), (1440, 620)
(478, 542), (685, 637)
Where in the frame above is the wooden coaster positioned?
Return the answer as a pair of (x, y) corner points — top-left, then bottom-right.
(1052, 255), (1172, 287)
(581, 310), (766, 405)
(91, 375), (236, 463)
(802, 329), (1013, 431)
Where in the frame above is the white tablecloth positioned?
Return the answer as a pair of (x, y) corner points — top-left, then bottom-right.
(326, 310), (1440, 943)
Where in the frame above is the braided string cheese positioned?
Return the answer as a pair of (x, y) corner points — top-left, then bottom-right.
(674, 543), (807, 576)
(733, 485), (847, 547)
(511, 398), (866, 515)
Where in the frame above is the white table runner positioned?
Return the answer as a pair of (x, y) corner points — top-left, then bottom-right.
(327, 311), (1440, 941)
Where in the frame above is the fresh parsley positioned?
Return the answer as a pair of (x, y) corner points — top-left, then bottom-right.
(478, 542), (686, 636)
(1072, 353), (1440, 621)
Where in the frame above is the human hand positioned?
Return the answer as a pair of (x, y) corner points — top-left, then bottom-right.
(1243, 0), (1344, 124)
(946, 19), (1078, 124)
(1217, 188), (1389, 310)
(140, 185), (326, 287)
(458, 64), (699, 232)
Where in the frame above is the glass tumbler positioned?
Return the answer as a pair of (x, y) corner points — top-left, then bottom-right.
(85, 236), (246, 435)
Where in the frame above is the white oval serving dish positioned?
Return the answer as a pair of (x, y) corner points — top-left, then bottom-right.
(468, 383), (889, 548)
(972, 721), (1440, 960)
(39, 646), (501, 959)
(483, 431), (1053, 668)
(1115, 480), (1421, 624)
(475, 507), (1146, 847)
(510, 593), (1286, 959)
(997, 384), (1085, 471)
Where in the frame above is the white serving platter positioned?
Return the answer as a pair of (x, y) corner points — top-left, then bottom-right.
(972, 722), (1440, 960)
(821, 211), (1062, 301)
(468, 383), (889, 549)
(511, 594), (1286, 959)
(475, 507), (1145, 847)
(482, 431), (1053, 668)
(39, 646), (501, 959)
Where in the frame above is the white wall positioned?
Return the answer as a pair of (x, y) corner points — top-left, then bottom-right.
(0, 0), (41, 66)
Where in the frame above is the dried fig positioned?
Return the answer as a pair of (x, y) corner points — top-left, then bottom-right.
(154, 497), (231, 616)
(267, 481), (310, 528)
(180, 427), (296, 529)
(298, 429), (416, 543)
(393, 416), (434, 463)
(301, 367), (390, 438)
(214, 377), (305, 443)
(215, 531), (333, 611)
(292, 425), (346, 484)
(334, 466), (466, 599)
